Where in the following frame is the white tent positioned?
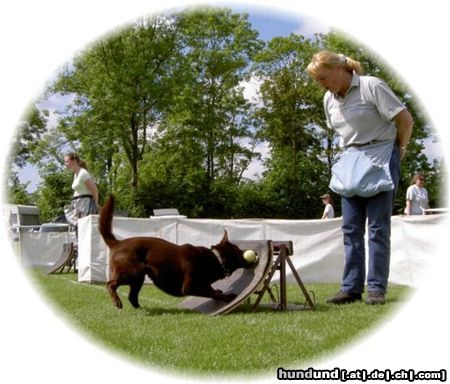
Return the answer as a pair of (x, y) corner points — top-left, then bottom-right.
(19, 230), (76, 268)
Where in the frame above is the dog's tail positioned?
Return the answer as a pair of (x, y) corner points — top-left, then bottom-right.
(99, 195), (120, 249)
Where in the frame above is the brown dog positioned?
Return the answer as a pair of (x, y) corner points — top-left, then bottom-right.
(99, 195), (255, 309)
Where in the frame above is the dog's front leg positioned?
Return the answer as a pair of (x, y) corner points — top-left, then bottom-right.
(195, 286), (237, 302)
(182, 277), (237, 302)
(211, 288), (237, 303)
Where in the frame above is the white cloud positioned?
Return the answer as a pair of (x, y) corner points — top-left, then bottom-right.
(422, 137), (444, 162)
(40, 93), (75, 111)
(293, 15), (329, 38)
(239, 75), (264, 106)
(17, 164), (42, 193)
(241, 140), (271, 181)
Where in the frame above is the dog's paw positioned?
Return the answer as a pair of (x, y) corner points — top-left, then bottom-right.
(221, 293), (237, 302)
(130, 301), (140, 309)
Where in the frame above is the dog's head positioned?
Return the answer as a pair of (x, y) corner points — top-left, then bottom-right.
(212, 231), (257, 275)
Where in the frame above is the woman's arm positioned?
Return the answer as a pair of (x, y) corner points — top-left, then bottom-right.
(84, 178), (99, 207)
(404, 199), (412, 215)
(394, 109), (414, 160)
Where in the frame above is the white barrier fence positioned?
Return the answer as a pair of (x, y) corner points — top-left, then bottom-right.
(19, 230), (76, 268)
(17, 214), (446, 287)
(73, 213), (446, 286)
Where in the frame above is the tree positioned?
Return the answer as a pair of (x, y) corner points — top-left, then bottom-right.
(426, 158), (447, 209)
(253, 34), (331, 218)
(51, 14), (180, 208)
(10, 104), (49, 168)
(5, 172), (32, 205)
(174, 8), (262, 180)
(10, 10), (442, 220)
(5, 103), (49, 205)
(148, 8), (264, 216)
(34, 169), (73, 222)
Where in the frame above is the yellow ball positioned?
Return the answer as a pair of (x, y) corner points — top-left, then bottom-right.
(243, 249), (257, 263)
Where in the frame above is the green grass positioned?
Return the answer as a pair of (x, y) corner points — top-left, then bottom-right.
(30, 270), (411, 379)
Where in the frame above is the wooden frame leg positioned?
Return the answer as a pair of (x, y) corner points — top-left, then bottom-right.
(252, 241), (315, 311)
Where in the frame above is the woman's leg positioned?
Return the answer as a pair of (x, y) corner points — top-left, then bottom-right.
(341, 195), (367, 294)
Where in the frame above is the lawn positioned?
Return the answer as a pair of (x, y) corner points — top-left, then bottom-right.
(30, 271), (411, 380)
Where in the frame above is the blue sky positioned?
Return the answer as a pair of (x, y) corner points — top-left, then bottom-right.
(243, 8), (329, 40)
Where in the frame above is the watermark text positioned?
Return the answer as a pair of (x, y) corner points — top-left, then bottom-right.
(277, 367), (447, 382)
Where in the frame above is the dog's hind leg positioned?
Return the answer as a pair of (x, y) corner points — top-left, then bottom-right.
(128, 275), (145, 308)
(107, 279), (123, 309)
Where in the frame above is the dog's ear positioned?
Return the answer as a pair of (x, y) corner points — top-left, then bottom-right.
(219, 230), (229, 245)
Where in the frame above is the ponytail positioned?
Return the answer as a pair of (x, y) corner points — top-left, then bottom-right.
(78, 160), (88, 170)
(344, 56), (364, 75)
(66, 152), (89, 171)
(307, 50), (364, 77)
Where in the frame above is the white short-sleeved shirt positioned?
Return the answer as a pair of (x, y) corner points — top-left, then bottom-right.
(72, 168), (93, 197)
(323, 204), (335, 219)
(406, 185), (429, 215)
(324, 74), (406, 148)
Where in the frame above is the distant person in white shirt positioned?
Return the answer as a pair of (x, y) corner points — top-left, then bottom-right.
(404, 172), (429, 215)
(320, 193), (335, 219)
(64, 152), (99, 228)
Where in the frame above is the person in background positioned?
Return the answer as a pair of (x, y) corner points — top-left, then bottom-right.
(307, 51), (413, 305)
(320, 193), (335, 219)
(64, 152), (99, 228)
(404, 172), (429, 215)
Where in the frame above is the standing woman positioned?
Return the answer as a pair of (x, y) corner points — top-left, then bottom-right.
(404, 172), (429, 215)
(307, 51), (413, 304)
(64, 152), (99, 229)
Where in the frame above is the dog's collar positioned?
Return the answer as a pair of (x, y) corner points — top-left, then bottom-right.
(211, 248), (230, 277)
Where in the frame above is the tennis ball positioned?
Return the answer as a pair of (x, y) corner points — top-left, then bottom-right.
(243, 249), (257, 263)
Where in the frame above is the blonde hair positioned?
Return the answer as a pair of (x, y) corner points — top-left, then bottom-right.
(65, 152), (89, 170)
(411, 172), (425, 185)
(306, 50), (364, 77)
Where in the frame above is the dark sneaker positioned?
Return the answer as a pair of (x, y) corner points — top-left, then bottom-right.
(326, 290), (362, 304)
(365, 291), (386, 305)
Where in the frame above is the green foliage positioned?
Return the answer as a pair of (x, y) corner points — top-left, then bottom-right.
(5, 172), (33, 206)
(34, 171), (73, 222)
(6, 8), (445, 219)
(10, 104), (49, 168)
(252, 34), (335, 218)
(51, 14), (180, 195)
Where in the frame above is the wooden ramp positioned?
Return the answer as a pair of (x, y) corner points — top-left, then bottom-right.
(180, 240), (273, 316)
(45, 242), (77, 274)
